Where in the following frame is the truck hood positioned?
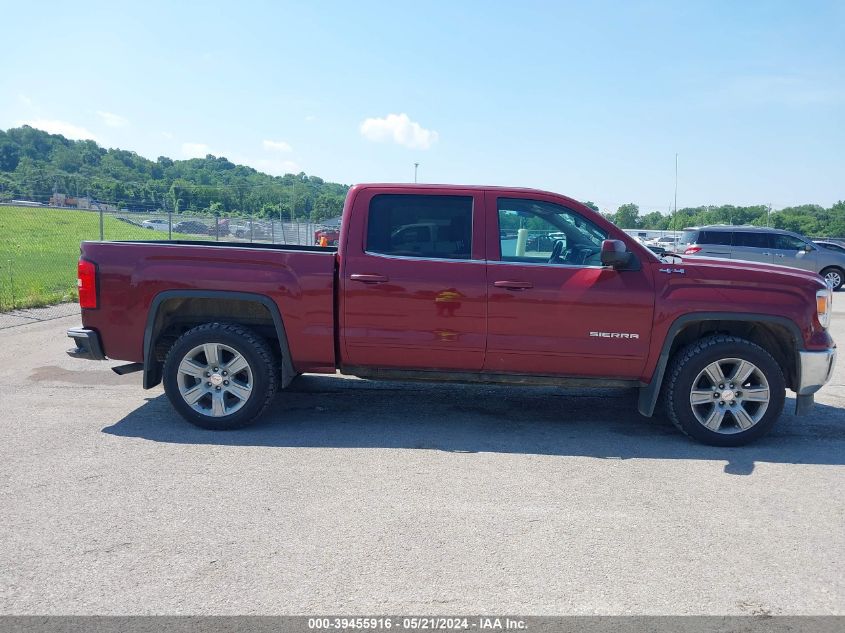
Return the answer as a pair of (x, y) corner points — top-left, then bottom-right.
(664, 255), (826, 289)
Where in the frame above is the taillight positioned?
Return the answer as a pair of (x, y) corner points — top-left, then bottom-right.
(684, 246), (702, 254)
(77, 259), (98, 309)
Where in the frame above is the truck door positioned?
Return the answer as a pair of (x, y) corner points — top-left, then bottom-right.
(484, 192), (654, 379)
(340, 188), (487, 371)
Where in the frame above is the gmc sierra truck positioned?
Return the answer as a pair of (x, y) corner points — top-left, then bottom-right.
(67, 184), (837, 446)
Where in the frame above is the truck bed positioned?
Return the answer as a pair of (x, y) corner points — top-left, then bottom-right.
(79, 240), (338, 373)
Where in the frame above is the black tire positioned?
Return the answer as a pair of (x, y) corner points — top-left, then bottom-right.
(662, 335), (785, 446)
(162, 322), (278, 430)
(820, 266), (844, 291)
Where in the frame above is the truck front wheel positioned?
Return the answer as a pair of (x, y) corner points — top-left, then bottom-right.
(663, 335), (785, 446)
(162, 322), (278, 430)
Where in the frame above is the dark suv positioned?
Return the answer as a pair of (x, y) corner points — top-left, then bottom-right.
(682, 225), (845, 290)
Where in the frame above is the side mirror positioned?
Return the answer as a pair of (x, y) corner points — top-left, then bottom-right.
(600, 239), (632, 269)
(803, 244), (814, 253)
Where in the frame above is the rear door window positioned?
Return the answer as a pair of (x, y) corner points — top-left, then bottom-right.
(366, 194), (473, 259)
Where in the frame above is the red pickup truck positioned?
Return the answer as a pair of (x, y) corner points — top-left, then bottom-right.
(67, 184), (836, 446)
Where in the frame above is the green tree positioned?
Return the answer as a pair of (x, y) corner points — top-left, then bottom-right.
(640, 211), (669, 230)
(613, 203), (640, 229)
(0, 141), (20, 171)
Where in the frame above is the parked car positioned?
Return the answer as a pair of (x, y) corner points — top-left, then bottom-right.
(648, 235), (680, 250)
(67, 183), (836, 446)
(633, 235), (668, 256)
(682, 225), (845, 291)
(173, 220), (211, 235)
(314, 228), (340, 246)
(141, 219), (169, 231)
(230, 222), (270, 239)
(814, 240), (845, 254)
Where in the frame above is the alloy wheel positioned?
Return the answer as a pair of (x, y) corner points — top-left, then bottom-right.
(689, 357), (770, 434)
(176, 343), (253, 417)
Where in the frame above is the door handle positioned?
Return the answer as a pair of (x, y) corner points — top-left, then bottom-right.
(493, 280), (533, 290)
(350, 273), (389, 283)
(762, 252), (770, 256)
(774, 254), (784, 258)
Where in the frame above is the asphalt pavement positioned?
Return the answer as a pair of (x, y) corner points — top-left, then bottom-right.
(0, 302), (843, 615)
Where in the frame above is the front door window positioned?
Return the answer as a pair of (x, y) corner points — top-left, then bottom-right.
(498, 198), (607, 266)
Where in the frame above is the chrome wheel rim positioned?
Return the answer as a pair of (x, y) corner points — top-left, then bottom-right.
(177, 343), (253, 417)
(689, 357), (770, 434)
(824, 270), (841, 289)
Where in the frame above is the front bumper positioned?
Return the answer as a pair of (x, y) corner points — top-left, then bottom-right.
(796, 348), (837, 395)
(66, 327), (106, 360)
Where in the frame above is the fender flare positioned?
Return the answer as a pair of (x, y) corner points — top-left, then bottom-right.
(637, 312), (804, 417)
(142, 289), (296, 390)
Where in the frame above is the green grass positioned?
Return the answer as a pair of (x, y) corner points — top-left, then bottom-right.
(0, 206), (208, 311)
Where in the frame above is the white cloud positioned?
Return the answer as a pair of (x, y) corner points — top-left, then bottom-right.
(96, 110), (128, 128)
(161, 131), (174, 139)
(305, 115), (317, 122)
(262, 139), (293, 152)
(18, 118), (99, 142)
(181, 142), (211, 158)
(359, 113), (438, 149)
(18, 94), (33, 107)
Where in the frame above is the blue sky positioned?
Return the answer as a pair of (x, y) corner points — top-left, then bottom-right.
(2, 0), (843, 211)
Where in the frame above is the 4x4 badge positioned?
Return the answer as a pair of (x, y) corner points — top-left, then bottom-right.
(659, 267), (685, 274)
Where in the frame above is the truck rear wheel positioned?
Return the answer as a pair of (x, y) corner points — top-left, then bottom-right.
(162, 322), (278, 430)
(663, 335), (785, 446)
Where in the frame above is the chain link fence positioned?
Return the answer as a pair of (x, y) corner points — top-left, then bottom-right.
(0, 204), (327, 319)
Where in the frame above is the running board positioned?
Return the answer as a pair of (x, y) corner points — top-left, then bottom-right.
(111, 363), (144, 376)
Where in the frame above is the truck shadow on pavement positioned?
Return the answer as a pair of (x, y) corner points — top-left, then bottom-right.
(103, 374), (845, 476)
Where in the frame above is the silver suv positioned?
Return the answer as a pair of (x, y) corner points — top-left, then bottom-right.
(681, 225), (845, 291)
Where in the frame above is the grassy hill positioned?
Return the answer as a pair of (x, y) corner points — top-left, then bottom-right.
(0, 126), (349, 222)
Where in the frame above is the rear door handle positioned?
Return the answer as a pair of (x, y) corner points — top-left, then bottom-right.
(493, 280), (533, 290)
(350, 273), (389, 283)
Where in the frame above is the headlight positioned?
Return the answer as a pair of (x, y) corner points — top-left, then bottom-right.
(817, 287), (833, 329)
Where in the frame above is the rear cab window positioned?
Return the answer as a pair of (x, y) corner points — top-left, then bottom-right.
(366, 194), (473, 260)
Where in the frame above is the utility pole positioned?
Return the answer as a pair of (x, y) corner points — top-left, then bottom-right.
(414, 162), (419, 183)
(767, 203), (772, 227)
(673, 153), (678, 233)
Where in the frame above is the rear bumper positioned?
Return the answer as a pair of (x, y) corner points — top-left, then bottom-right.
(796, 347), (836, 395)
(66, 327), (106, 360)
